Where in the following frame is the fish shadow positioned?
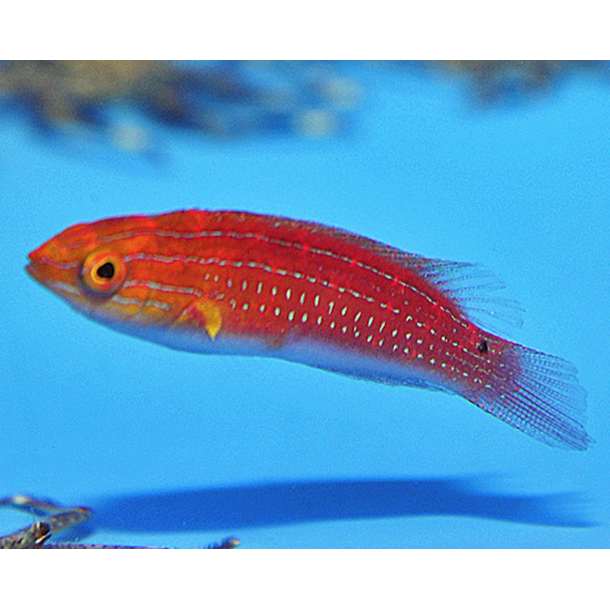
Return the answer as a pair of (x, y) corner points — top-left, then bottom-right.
(86, 476), (595, 535)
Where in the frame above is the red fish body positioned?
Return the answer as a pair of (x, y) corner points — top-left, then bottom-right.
(27, 209), (592, 450)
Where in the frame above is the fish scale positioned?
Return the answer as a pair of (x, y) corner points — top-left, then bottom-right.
(27, 209), (593, 450)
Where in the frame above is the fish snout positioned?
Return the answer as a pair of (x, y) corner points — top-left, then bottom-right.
(26, 247), (48, 284)
(25, 245), (80, 290)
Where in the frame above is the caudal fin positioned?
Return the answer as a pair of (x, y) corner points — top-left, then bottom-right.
(471, 343), (593, 450)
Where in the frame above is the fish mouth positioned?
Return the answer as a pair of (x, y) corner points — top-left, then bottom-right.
(26, 257), (84, 303)
(26, 245), (51, 284)
(26, 249), (77, 292)
(26, 237), (93, 308)
(25, 256), (45, 284)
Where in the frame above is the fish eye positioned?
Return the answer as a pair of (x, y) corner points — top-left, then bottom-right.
(81, 249), (126, 296)
(96, 262), (115, 279)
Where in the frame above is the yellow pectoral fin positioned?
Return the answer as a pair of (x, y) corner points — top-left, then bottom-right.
(175, 297), (223, 340)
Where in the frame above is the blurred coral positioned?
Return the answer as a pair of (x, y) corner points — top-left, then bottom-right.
(0, 60), (359, 149)
(1, 60), (605, 154)
(425, 60), (609, 105)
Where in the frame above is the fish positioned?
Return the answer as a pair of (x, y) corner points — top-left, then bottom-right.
(26, 209), (592, 451)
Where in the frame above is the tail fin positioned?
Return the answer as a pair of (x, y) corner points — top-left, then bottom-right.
(471, 343), (593, 450)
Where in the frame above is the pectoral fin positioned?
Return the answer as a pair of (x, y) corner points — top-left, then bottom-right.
(175, 297), (222, 340)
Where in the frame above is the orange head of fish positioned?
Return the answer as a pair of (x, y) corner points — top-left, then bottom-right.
(26, 214), (170, 327)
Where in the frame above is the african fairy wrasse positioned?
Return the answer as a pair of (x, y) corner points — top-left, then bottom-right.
(27, 209), (592, 450)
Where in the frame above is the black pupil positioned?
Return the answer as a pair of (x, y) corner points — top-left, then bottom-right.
(96, 262), (115, 279)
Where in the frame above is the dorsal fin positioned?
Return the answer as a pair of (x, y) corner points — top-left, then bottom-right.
(362, 240), (525, 334)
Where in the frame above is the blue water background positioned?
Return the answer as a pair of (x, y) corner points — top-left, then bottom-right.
(1, 64), (609, 548)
